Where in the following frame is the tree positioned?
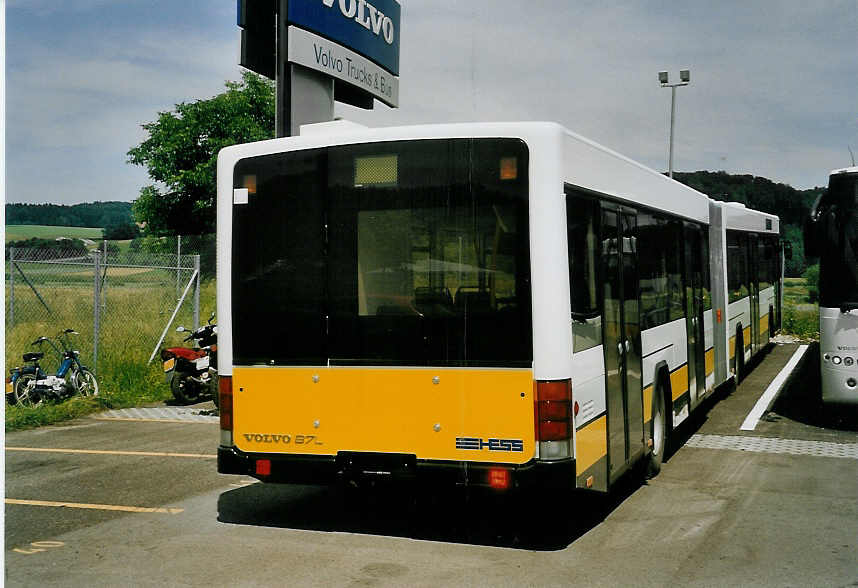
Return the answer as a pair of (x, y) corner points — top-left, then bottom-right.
(102, 221), (140, 240)
(127, 71), (274, 236)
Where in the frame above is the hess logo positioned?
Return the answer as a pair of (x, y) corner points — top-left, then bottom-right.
(456, 437), (524, 452)
(321, 0), (396, 45)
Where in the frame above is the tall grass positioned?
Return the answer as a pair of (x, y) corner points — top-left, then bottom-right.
(5, 280), (216, 430)
(780, 277), (819, 340)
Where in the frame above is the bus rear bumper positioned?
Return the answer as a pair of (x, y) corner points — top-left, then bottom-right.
(218, 446), (575, 491)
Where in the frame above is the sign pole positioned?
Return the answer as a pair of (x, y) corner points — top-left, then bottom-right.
(275, 0), (289, 138)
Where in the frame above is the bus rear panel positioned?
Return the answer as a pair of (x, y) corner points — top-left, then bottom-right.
(218, 136), (574, 490)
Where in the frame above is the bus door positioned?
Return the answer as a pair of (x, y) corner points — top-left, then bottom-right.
(683, 223), (706, 404)
(601, 207), (644, 480)
(748, 233), (760, 353)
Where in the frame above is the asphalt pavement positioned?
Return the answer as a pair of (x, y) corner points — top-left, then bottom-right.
(4, 341), (857, 587)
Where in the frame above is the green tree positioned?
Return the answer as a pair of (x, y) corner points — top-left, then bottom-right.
(127, 71), (274, 236)
(803, 263), (820, 303)
(102, 221), (140, 240)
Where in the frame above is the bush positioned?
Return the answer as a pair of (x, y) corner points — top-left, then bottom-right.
(781, 304), (819, 340)
(103, 221), (141, 240)
(803, 264), (819, 303)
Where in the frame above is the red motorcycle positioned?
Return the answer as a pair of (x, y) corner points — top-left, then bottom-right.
(160, 313), (217, 405)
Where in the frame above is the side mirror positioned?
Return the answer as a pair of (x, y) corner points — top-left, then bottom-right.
(208, 311), (215, 324)
(176, 326), (186, 333)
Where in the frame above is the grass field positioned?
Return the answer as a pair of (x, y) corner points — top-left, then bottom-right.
(781, 277), (819, 340)
(5, 278), (216, 431)
(5, 225), (103, 243)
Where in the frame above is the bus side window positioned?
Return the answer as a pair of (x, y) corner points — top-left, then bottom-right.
(702, 231), (712, 310)
(566, 191), (602, 352)
(727, 231), (749, 303)
(638, 212), (670, 329)
(667, 220), (685, 321)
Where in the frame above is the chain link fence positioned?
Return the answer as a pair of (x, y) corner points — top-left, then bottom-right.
(5, 235), (215, 381)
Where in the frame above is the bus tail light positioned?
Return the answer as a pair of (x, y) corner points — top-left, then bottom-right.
(219, 376), (233, 447)
(535, 379), (573, 459)
(487, 467), (510, 490)
(255, 459), (271, 477)
(535, 380), (572, 441)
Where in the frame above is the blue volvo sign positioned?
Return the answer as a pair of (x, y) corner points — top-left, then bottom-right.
(288, 0), (400, 76)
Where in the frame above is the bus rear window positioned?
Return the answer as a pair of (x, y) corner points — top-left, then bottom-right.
(232, 139), (532, 367)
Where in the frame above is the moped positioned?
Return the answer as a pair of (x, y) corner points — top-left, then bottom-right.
(7, 329), (99, 406)
(160, 313), (217, 405)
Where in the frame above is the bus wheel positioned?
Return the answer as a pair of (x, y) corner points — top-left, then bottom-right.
(769, 306), (775, 339)
(645, 385), (668, 479)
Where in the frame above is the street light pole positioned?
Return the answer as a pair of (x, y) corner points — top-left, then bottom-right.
(669, 85), (677, 178)
(659, 69), (690, 178)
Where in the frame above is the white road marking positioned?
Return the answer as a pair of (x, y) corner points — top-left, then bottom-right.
(94, 406), (218, 423)
(6, 447), (215, 459)
(687, 434), (858, 459)
(740, 344), (809, 431)
(5, 498), (184, 514)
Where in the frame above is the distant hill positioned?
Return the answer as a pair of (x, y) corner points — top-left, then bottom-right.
(6, 201), (133, 228)
(670, 171), (822, 228)
(671, 171), (822, 277)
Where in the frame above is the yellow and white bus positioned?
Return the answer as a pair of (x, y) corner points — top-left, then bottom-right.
(216, 121), (781, 494)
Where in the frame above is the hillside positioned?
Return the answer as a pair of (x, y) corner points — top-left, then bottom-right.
(671, 171), (822, 228)
(671, 171), (820, 276)
(6, 201), (133, 228)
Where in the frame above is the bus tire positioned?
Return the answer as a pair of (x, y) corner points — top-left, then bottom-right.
(645, 373), (671, 479)
(769, 305), (775, 339)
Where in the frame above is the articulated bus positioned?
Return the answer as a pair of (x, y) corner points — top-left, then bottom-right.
(805, 166), (858, 406)
(216, 121), (781, 496)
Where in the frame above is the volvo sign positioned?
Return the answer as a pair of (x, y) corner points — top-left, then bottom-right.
(289, 0), (400, 75)
(237, 0), (401, 136)
(288, 27), (398, 106)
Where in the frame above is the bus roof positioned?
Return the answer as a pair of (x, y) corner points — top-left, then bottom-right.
(715, 201), (779, 234)
(217, 120), (775, 228)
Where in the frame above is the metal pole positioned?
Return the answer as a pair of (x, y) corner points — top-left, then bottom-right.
(102, 239), (108, 314)
(193, 255), (200, 330)
(148, 269), (199, 364)
(8, 247), (14, 326)
(669, 85), (676, 178)
(93, 250), (101, 375)
(275, 0), (289, 138)
(176, 235), (182, 302)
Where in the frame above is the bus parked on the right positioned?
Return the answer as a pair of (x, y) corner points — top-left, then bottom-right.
(805, 166), (858, 406)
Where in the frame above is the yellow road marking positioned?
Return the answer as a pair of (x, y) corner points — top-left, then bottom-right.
(5, 498), (183, 514)
(93, 416), (217, 424)
(6, 447), (216, 459)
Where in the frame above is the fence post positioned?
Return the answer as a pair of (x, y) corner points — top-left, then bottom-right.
(176, 235), (182, 302)
(8, 247), (14, 326)
(193, 254), (201, 330)
(93, 250), (101, 375)
(101, 239), (108, 315)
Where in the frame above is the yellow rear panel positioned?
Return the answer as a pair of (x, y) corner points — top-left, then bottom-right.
(233, 366), (535, 464)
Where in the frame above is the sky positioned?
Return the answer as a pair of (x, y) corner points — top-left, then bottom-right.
(4, 0), (857, 205)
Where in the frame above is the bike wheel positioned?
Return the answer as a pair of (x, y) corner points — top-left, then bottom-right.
(74, 369), (99, 397)
(14, 373), (42, 407)
(170, 373), (200, 404)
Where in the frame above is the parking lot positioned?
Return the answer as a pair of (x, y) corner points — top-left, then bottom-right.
(5, 341), (858, 587)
